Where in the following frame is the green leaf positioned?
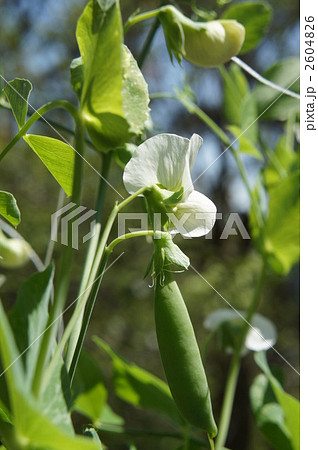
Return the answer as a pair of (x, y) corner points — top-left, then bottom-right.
(39, 356), (74, 434)
(113, 143), (136, 169)
(222, 64), (258, 144)
(162, 238), (190, 270)
(14, 393), (99, 450)
(9, 266), (74, 433)
(227, 126), (263, 161)
(76, 0), (149, 150)
(23, 134), (75, 196)
(0, 301), (94, 449)
(94, 337), (184, 426)
(250, 374), (293, 450)
(121, 45), (150, 137)
(254, 352), (300, 450)
(9, 264), (54, 386)
(264, 172), (300, 275)
(254, 58), (300, 121)
(70, 57), (84, 99)
(3, 78), (32, 128)
(263, 138), (299, 190)
(0, 191), (20, 227)
(72, 351), (107, 423)
(0, 300), (25, 412)
(221, 2), (272, 53)
(96, 0), (115, 11)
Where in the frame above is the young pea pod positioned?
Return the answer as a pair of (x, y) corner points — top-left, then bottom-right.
(154, 268), (217, 437)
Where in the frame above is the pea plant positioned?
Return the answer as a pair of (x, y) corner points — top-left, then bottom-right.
(0, 1), (299, 449)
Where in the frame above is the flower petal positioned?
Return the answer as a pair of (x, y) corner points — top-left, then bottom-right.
(171, 190), (217, 237)
(245, 315), (277, 352)
(123, 133), (191, 194)
(204, 309), (277, 353)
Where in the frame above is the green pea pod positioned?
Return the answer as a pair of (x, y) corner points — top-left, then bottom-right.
(154, 268), (217, 437)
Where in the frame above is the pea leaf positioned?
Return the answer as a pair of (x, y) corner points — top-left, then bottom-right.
(9, 264), (54, 387)
(23, 134), (75, 196)
(94, 337), (184, 426)
(0, 190), (20, 227)
(3, 78), (32, 128)
(264, 172), (300, 275)
(70, 57), (84, 100)
(254, 352), (300, 450)
(121, 45), (150, 137)
(221, 2), (272, 53)
(223, 63), (248, 126)
(254, 58), (300, 121)
(250, 374), (293, 450)
(13, 393), (100, 450)
(76, 0), (149, 150)
(227, 126), (263, 161)
(0, 300), (25, 412)
(263, 138), (299, 190)
(72, 351), (107, 424)
(0, 300), (96, 448)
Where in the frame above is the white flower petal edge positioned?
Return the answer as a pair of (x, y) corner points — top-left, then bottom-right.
(203, 309), (277, 353)
(123, 133), (202, 197)
(172, 190), (217, 237)
(245, 315), (277, 352)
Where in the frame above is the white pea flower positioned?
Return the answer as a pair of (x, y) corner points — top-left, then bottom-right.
(123, 133), (217, 237)
(203, 309), (277, 353)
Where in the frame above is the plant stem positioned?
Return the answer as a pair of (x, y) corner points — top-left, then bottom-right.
(0, 100), (96, 149)
(65, 152), (112, 371)
(208, 434), (215, 450)
(67, 188), (148, 378)
(68, 250), (110, 383)
(32, 114), (85, 397)
(124, 9), (161, 33)
(106, 229), (155, 253)
(214, 259), (267, 450)
(0, 99), (78, 162)
(138, 17), (161, 68)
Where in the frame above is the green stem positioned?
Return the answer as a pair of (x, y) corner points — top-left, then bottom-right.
(215, 259), (267, 450)
(32, 114), (85, 397)
(0, 100), (96, 149)
(208, 434), (215, 450)
(0, 99), (78, 162)
(65, 152), (112, 371)
(138, 17), (161, 68)
(124, 9), (161, 33)
(68, 250), (110, 383)
(106, 230), (155, 254)
(67, 188), (148, 379)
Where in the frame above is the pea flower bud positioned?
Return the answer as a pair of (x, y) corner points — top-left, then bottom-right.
(159, 5), (245, 67)
(0, 229), (31, 269)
